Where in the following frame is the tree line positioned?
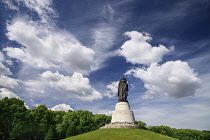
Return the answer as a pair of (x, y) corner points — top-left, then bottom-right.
(148, 125), (210, 140)
(1, 97), (210, 140)
(0, 97), (111, 140)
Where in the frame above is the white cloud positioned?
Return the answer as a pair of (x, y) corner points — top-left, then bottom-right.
(0, 75), (20, 91)
(40, 71), (103, 101)
(0, 51), (5, 61)
(195, 73), (210, 99)
(102, 4), (114, 23)
(4, 18), (95, 75)
(0, 88), (20, 99)
(118, 31), (174, 65)
(174, 103), (210, 130)
(98, 109), (112, 116)
(90, 4), (119, 71)
(139, 102), (148, 106)
(30, 99), (35, 102)
(6, 60), (13, 66)
(104, 81), (119, 98)
(3, 0), (56, 23)
(3, 0), (96, 75)
(23, 0), (56, 23)
(50, 104), (74, 112)
(91, 24), (117, 71)
(134, 101), (210, 130)
(141, 94), (154, 99)
(2, 0), (19, 10)
(3, 47), (27, 63)
(0, 63), (12, 75)
(0, 51), (12, 75)
(23, 80), (45, 94)
(126, 60), (202, 98)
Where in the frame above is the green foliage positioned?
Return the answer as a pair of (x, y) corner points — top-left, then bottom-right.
(0, 97), (27, 140)
(135, 120), (147, 128)
(66, 123), (77, 137)
(148, 125), (210, 140)
(93, 114), (111, 128)
(1, 97), (209, 140)
(0, 97), (111, 140)
(45, 126), (55, 140)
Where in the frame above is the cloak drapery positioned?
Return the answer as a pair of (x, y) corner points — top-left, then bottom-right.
(118, 77), (129, 101)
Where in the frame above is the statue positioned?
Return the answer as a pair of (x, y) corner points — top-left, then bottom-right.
(118, 77), (129, 102)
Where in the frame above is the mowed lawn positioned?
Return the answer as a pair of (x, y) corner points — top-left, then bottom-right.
(63, 129), (177, 140)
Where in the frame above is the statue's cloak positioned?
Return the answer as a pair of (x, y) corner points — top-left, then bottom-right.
(118, 78), (129, 100)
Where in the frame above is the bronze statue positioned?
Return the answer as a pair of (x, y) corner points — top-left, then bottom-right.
(118, 77), (129, 102)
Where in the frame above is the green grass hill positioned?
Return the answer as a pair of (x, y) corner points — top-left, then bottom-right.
(63, 128), (177, 140)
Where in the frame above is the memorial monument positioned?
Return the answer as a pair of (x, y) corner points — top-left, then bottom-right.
(100, 77), (142, 129)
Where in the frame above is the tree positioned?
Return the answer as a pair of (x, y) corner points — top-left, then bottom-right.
(0, 97), (113, 140)
(93, 114), (111, 129)
(57, 110), (79, 138)
(66, 123), (77, 137)
(45, 126), (55, 140)
(0, 97), (27, 140)
(77, 110), (95, 133)
(135, 121), (147, 128)
(30, 105), (54, 140)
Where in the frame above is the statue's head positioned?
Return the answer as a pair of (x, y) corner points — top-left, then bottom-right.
(121, 77), (126, 82)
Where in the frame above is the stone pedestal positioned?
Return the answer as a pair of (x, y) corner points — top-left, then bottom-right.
(100, 101), (144, 129)
(111, 102), (135, 123)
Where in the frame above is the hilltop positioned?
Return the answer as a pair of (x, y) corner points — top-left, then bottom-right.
(63, 128), (177, 140)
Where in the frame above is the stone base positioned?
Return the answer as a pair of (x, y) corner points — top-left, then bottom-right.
(111, 102), (135, 123)
(100, 101), (148, 130)
(100, 123), (145, 129)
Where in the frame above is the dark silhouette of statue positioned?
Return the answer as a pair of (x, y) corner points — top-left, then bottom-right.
(118, 77), (129, 102)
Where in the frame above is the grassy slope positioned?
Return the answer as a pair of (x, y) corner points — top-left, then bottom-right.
(63, 129), (177, 140)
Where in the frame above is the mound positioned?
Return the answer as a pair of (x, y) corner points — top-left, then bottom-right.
(63, 128), (177, 140)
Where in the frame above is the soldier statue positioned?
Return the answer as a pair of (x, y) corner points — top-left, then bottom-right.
(118, 77), (129, 102)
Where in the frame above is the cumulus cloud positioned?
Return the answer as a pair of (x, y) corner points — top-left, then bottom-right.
(0, 63), (12, 75)
(126, 60), (202, 98)
(4, 0), (96, 75)
(0, 88), (20, 99)
(4, 19), (95, 75)
(0, 75), (20, 91)
(3, 0), (105, 103)
(0, 52), (19, 91)
(0, 51), (12, 75)
(118, 31), (174, 65)
(50, 104), (74, 112)
(40, 71), (103, 101)
(23, 80), (45, 94)
(104, 81), (119, 98)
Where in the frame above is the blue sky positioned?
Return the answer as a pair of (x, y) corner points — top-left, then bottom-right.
(0, 0), (210, 130)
